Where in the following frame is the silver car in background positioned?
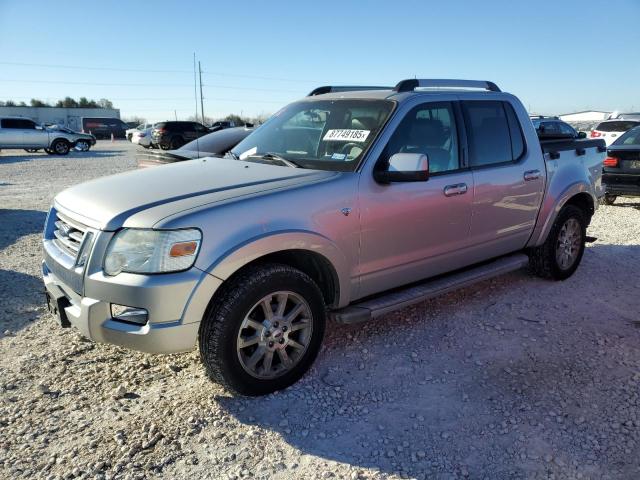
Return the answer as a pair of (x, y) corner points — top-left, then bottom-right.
(42, 79), (605, 395)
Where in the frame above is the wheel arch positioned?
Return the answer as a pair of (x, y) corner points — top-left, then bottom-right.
(201, 232), (350, 309)
(528, 182), (595, 248)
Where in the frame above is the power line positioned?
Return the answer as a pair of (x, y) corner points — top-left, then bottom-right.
(0, 60), (327, 83)
(0, 78), (307, 94)
(0, 61), (190, 74)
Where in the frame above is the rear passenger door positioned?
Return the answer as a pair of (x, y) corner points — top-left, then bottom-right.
(462, 100), (543, 257)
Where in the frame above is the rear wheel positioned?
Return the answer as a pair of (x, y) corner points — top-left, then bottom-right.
(51, 139), (70, 155)
(199, 264), (326, 396)
(528, 204), (586, 280)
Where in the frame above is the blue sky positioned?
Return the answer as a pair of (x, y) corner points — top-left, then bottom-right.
(0, 0), (638, 121)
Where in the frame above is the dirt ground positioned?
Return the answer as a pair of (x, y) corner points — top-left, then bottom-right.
(1, 142), (639, 480)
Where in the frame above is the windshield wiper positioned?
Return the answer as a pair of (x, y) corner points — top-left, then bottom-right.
(252, 152), (301, 168)
(224, 151), (239, 160)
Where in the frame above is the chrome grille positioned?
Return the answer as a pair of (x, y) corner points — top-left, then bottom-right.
(52, 213), (87, 259)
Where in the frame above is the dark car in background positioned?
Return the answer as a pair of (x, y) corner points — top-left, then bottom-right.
(81, 117), (129, 140)
(151, 121), (210, 150)
(138, 126), (254, 167)
(602, 126), (640, 205)
(531, 116), (585, 139)
(209, 120), (236, 132)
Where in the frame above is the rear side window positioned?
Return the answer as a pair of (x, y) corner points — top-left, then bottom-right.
(596, 121), (640, 132)
(462, 101), (524, 167)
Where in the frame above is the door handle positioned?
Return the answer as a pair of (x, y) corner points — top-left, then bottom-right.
(443, 183), (468, 197)
(524, 170), (541, 181)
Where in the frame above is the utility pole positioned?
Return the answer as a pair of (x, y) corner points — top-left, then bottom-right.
(193, 53), (199, 122)
(198, 61), (205, 125)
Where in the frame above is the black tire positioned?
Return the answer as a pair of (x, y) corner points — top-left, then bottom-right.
(528, 204), (587, 280)
(50, 139), (70, 155)
(159, 143), (170, 150)
(45, 148), (54, 155)
(24, 148), (40, 153)
(199, 263), (326, 396)
(602, 194), (617, 206)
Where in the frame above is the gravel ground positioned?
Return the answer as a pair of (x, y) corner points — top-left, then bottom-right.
(1, 141), (640, 480)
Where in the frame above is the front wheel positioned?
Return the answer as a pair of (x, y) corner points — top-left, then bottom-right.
(528, 204), (586, 280)
(199, 264), (326, 396)
(75, 140), (90, 151)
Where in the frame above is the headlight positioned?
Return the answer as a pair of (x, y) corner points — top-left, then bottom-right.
(104, 228), (201, 276)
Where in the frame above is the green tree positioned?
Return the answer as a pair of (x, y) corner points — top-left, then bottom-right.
(30, 98), (50, 107)
(98, 98), (113, 109)
(5, 100), (16, 106)
(57, 97), (78, 108)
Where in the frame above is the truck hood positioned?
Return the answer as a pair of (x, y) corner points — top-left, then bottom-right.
(55, 157), (336, 230)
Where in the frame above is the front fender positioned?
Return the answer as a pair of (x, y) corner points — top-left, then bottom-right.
(527, 181), (595, 247)
(200, 230), (352, 307)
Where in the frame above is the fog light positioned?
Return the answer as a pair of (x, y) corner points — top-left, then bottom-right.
(111, 304), (148, 325)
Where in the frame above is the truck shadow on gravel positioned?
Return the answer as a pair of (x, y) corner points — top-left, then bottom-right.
(0, 209), (47, 251)
(0, 269), (46, 336)
(0, 150), (126, 164)
(212, 243), (640, 478)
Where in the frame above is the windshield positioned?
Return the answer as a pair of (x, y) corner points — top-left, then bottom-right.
(231, 99), (395, 171)
(613, 126), (640, 146)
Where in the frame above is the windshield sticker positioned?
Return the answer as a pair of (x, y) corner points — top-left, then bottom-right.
(323, 129), (370, 142)
(331, 153), (347, 160)
(239, 146), (257, 160)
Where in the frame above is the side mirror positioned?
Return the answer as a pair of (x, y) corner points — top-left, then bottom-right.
(577, 131), (587, 139)
(374, 153), (429, 184)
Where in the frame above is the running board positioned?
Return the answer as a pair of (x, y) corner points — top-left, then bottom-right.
(331, 253), (530, 324)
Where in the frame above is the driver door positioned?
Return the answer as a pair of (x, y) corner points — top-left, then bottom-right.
(357, 101), (475, 299)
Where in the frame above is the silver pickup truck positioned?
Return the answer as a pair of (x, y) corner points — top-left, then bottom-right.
(42, 79), (605, 395)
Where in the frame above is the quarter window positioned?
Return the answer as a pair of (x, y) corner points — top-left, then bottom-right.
(383, 102), (460, 174)
(462, 101), (525, 167)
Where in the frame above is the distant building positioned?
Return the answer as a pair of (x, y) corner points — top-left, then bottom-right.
(0, 106), (120, 131)
(557, 111), (612, 132)
(558, 111), (611, 123)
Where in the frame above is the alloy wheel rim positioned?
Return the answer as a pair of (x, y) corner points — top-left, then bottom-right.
(55, 143), (67, 153)
(236, 291), (313, 379)
(555, 218), (581, 270)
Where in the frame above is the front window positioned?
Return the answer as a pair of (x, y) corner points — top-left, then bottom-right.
(231, 99), (395, 171)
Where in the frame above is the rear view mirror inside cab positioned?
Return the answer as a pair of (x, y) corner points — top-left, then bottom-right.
(374, 153), (430, 183)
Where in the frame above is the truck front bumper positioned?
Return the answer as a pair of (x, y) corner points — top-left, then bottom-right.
(42, 261), (222, 354)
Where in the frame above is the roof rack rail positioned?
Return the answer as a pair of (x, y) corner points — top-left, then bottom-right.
(307, 85), (392, 96)
(393, 79), (501, 93)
